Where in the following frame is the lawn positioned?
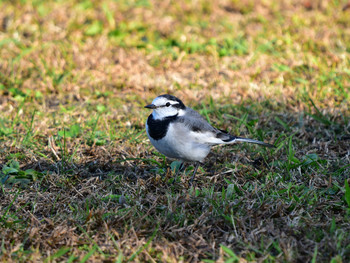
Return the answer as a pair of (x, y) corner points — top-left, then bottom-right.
(0, 0), (350, 262)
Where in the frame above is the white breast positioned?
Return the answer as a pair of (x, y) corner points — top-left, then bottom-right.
(146, 122), (211, 162)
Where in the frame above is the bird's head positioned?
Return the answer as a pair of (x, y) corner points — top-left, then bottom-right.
(145, 94), (186, 120)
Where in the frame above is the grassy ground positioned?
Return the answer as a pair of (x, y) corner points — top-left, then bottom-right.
(1, 0), (350, 262)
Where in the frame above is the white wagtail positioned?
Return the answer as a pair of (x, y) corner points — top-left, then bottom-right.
(145, 94), (274, 183)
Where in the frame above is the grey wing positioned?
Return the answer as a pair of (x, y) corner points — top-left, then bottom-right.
(179, 107), (215, 132)
(176, 107), (234, 143)
(176, 108), (274, 147)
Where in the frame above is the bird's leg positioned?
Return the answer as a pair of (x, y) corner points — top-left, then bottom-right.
(175, 162), (185, 176)
(189, 162), (200, 185)
(170, 162), (185, 185)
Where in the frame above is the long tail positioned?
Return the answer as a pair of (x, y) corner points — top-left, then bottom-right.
(216, 130), (275, 147)
(233, 136), (275, 148)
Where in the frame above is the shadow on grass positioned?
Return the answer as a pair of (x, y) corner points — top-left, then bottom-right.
(0, 110), (349, 262)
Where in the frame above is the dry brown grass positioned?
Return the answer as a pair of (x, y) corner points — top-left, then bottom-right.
(0, 0), (350, 262)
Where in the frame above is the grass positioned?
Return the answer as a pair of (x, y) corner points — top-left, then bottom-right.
(0, 0), (350, 262)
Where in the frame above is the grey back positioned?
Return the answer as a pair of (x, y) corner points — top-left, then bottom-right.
(175, 107), (233, 142)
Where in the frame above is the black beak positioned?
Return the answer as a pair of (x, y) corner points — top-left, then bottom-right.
(144, 104), (157, 109)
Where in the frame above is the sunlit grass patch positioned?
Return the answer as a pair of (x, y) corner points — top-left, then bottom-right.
(0, 0), (350, 262)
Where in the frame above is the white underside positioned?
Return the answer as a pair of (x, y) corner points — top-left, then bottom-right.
(146, 122), (221, 162)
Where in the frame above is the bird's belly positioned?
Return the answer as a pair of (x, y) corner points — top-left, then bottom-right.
(152, 137), (209, 162)
(147, 124), (210, 162)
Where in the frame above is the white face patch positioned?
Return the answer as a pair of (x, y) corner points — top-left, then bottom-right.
(151, 97), (183, 120)
(152, 97), (180, 107)
(151, 97), (168, 106)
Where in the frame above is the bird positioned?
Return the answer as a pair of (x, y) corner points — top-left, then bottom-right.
(145, 94), (274, 184)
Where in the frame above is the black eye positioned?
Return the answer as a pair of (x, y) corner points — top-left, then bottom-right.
(166, 102), (171, 107)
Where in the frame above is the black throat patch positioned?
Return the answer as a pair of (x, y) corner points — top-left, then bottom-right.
(147, 114), (178, 140)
